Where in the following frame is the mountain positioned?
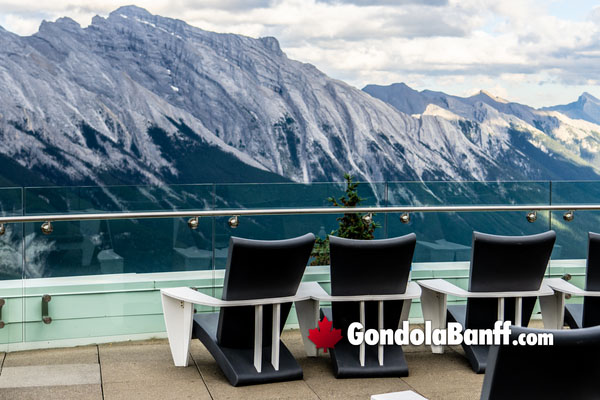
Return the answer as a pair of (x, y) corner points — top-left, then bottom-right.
(0, 5), (600, 189)
(542, 92), (600, 125)
(363, 85), (600, 176)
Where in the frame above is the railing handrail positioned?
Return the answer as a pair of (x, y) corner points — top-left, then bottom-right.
(0, 204), (596, 224)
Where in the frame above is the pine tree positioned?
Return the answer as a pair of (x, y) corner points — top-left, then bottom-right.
(311, 174), (379, 265)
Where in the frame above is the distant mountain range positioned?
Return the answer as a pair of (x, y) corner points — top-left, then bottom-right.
(542, 92), (600, 125)
(1, 5), (599, 188)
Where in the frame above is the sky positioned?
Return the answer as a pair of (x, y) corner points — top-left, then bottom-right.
(0, 0), (599, 108)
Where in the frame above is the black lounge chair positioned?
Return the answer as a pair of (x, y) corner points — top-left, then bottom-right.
(564, 232), (600, 328)
(420, 231), (556, 373)
(321, 234), (417, 378)
(373, 325), (600, 399)
(162, 233), (315, 386)
(481, 325), (600, 399)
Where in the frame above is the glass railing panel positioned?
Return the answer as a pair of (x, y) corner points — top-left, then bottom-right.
(23, 184), (215, 274)
(387, 181), (552, 264)
(548, 181), (600, 310)
(0, 187), (24, 345)
(550, 181), (600, 261)
(22, 183), (215, 342)
(24, 183), (214, 213)
(213, 181), (387, 270)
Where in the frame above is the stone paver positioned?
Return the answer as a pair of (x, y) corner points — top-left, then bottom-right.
(0, 384), (102, 400)
(98, 343), (172, 363)
(0, 364), (101, 388)
(4, 346), (98, 367)
(100, 361), (202, 384)
(103, 380), (212, 400)
(403, 351), (484, 400)
(99, 341), (204, 385)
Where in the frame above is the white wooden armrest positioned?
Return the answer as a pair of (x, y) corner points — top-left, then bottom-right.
(544, 278), (600, 297)
(294, 281), (420, 366)
(418, 278), (555, 354)
(296, 281), (421, 302)
(161, 287), (308, 307)
(161, 287), (303, 372)
(539, 278), (600, 330)
(417, 279), (554, 298)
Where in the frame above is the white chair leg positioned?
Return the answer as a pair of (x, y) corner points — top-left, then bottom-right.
(254, 305), (263, 373)
(378, 300), (384, 366)
(161, 293), (193, 367)
(420, 286), (447, 354)
(539, 292), (565, 329)
(295, 299), (320, 357)
(497, 298), (505, 321)
(359, 301), (365, 367)
(400, 299), (412, 324)
(515, 297), (522, 327)
(271, 303), (280, 371)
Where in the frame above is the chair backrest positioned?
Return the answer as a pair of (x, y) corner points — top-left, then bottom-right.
(465, 231), (556, 329)
(480, 325), (600, 399)
(216, 233), (315, 348)
(329, 234), (416, 331)
(583, 232), (600, 327)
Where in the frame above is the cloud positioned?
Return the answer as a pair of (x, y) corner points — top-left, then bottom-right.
(0, 0), (598, 107)
(316, 0), (448, 5)
(179, 0), (273, 10)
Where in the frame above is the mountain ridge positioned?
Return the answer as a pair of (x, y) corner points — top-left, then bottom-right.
(0, 5), (599, 188)
(542, 92), (600, 126)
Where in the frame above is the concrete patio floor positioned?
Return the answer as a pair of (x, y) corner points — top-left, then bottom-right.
(0, 322), (544, 400)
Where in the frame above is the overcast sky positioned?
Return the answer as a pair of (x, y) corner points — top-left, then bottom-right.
(1, 0), (599, 108)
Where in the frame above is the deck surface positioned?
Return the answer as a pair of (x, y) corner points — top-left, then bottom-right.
(0, 322), (545, 399)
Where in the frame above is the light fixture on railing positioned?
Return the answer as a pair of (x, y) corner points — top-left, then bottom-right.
(526, 211), (537, 223)
(0, 223), (5, 236)
(228, 215), (239, 228)
(41, 221), (53, 235)
(362, 213), (373, 225)
(563, 210), (574, 222)
(400, 212), (410, 224)
(187, 217), (199, 230)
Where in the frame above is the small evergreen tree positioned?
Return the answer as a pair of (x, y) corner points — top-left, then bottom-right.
(310, 174), (379, 265)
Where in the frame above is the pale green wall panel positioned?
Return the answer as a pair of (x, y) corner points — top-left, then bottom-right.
(0, 262), (587, 346)
(24, 314), (166, 341)
(0, 323), (23, 344)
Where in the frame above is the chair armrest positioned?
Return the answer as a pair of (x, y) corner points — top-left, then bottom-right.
(417, 279), (554, 298)
(295, 281), (330, 299)
(544, 278), (600, 297)
(296, 281), (421, 302)
(161, 287), (298, 372)
(160, 287), (305, 307)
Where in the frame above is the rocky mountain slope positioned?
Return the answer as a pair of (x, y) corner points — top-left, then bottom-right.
(0, 5), (599, 188)
(363, 83), (600, 178)
(542, 92), (600, 125)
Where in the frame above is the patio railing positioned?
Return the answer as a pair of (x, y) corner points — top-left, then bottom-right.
(0, 180), (598, 350)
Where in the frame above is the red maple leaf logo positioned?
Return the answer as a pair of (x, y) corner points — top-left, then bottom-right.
(308, 316), (343, 353)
